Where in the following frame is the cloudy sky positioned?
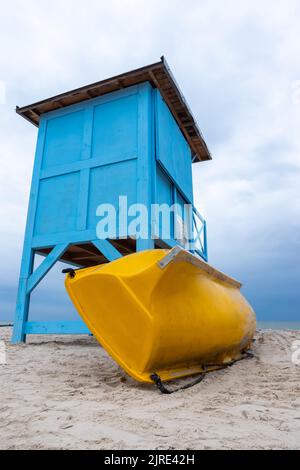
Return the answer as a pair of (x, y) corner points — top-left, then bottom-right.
(0, 0), (299, 323)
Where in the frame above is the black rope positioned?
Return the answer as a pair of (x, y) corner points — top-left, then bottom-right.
(203, 349), (254, 369)
(151, 349), (255, 394)
(150, 372), (206, 394)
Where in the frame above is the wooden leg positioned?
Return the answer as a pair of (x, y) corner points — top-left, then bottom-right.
(12, 248), (34, 344)
(12, 243), (69, 343)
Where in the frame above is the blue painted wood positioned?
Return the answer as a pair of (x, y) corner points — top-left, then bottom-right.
(92, 239), (122, 261)
(25, 321), (90, 335)
(40, 154), (137, 180)
(77, 169), (90, 231)
(32, 229), (97, 249)
(92, 94), (138, 163)
(34, 172), (81, 236)
(136, 83), (155, 251)
(203, 220), (208, 261)
(150, 85), (157, 241)
(12, 119), (47, 343)
(42, 110), (85, 169)
(81, 107), (94, 161)
(27, 243), (69, 294)
(20, 119), (48, 273)
(11, 257), (34, 344)
(155, 89), (193, 202)
(76, 107), (93, 231)
(155, 165), (174, 240)
(88, 158), (137, 234)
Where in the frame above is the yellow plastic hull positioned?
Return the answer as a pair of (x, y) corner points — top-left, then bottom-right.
(65, 247), (256, 383)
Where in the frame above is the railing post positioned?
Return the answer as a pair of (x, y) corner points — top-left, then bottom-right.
(203, 220), (208, 261)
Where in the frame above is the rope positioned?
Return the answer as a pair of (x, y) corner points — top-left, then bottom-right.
(150, 372), (205, 394)
(150, 349), (255, 394)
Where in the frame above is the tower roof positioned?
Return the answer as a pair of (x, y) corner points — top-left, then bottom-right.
(16, 57), (211, 162)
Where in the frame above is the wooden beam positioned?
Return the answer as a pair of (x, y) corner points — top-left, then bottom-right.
(26, 243), (69, 294)
(25, 321), (90, 335)
(92, 239), (122, 262)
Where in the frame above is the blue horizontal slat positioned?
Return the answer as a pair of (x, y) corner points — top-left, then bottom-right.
(25, 321), (90, 335)
(40, 154), (137, 180)
(32, 229), (97, 249)
(92, 239), (122, 261)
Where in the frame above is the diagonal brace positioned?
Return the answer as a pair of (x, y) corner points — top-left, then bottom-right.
(27, 243), (69, 294)
(92, 239), (122, 262)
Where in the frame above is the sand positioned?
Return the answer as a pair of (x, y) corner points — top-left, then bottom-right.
(0, 327), (299, 450)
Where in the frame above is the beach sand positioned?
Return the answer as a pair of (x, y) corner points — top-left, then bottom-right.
(0, 327), (299, 450)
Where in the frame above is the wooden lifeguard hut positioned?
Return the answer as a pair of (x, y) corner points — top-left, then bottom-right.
(12, 57), (211, 343)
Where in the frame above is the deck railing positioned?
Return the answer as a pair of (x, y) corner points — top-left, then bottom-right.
(190, 206), (207, 261)
(173, 203), (207, 261)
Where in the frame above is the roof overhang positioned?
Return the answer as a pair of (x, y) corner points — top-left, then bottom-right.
(16, 57), (212, 162)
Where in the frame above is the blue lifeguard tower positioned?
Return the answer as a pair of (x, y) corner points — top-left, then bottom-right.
(12, 57), (211, 343)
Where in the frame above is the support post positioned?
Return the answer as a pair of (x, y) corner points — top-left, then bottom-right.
(12, 243), (69, 343)
(12, 120), (47, 343)
(203, 220), (208, 261)
(12, 248), (34, 344)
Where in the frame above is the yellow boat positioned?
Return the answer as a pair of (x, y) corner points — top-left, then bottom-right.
(64, 246), (256, 384)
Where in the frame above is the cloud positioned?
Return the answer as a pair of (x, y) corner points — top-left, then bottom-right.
(0, 0), (299, 322)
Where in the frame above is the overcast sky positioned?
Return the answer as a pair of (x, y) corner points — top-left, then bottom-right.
(0, 0), (299, 323)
